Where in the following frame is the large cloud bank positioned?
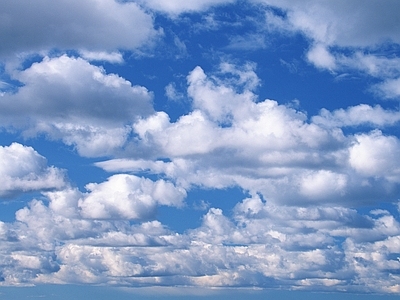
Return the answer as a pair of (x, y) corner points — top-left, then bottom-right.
(0, 0), (400, 295)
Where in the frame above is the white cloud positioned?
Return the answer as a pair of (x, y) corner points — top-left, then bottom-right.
(0, 184), (398, 293)
(0, 0), (158, 58)
(78, 51), (124, 63)
(78, 174), (186, 220)
(136, 0), (236, 15)
(187, 63), (259, 123)
(306, 44), (336, 71)
(338, 52), (400, 79)
(165, 82), (184, 101)
(98, 63), (400, 206)
(312, 104), (400, 128)
(299, 170), (347, 199)
(349, 130), (400, 182)
(257, 0), (400, 97)
(258, 0), (400, 47)
(0, 55), (154, 156)
(374, 78), (400, 99)
(0, 143), (66, 197)
(0, 1), (399, 291)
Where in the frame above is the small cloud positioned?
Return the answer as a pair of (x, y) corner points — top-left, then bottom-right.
(79, 50), (124, 63)
(306, 44), (337, 71)
(226, 33), (267, 51)
(165, 82), (184, 101)
(173, 36), (188, 59)
(193, 199), (210, 211)
(372, 77), (400, 100)
(280, 58), (299, 74)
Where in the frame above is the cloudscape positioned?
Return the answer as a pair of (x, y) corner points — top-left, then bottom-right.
(1, 0), (400, 298)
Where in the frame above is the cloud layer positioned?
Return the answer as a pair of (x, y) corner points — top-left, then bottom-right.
(0, 0), (400, 295)
(0, 0), (158, 58)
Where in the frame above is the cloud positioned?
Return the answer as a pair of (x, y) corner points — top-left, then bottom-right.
(78, 51), (124, 63)
(226, 33), (267, 51)
(306, 44), (336, 70)
(123, 63), (400, 205)
(1, 1), (400, 293)
(374, 78), (400, 99)
(165, 82), (184, 101)
(349, 130), (400, 182)
(136, 0), (236, 15)
(259, 0), (400, 47)
(0, 143), (66, 197)
(312, 104), (400, 128)
(78, 174), (186, 220)
(0, 0), (158, 58)
(0, 55), (154, 156)
(0, 166), (399, 292)
(257, 0), (400, 98)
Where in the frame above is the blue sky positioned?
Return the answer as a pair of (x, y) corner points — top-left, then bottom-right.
(1, 0), (400, 299)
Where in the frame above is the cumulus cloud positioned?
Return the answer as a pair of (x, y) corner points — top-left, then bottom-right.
(2, 189), (399, 293)
(0, 0), (158, 58)
(1, 1), (400, 294)
(1, 87), (400, 291)
(0, 55), (154, 156)
(349, 130), (400, 182)
(0, 143), (66, 197)
(121, 64), (400, 205)
(78, 174), (186, 220)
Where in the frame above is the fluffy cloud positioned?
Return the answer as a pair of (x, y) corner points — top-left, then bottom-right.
(0, 55), (154, 156)
(1, 1), (400, 293)
(349, 130), (400, 182)
(0, 0), (158, 58)
(0, 143), (66, 197)
(0, 107), (399, 291)
(121, 64), (400, 205)
(2, 190), (399, 293)
(78, 174), (186, 220)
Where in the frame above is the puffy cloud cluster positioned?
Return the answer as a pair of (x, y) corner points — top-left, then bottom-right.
(100, 64), (400, 206)
(0, 143), (66, 197)
(1, 188), (400, 293)
(78, 174), (186, 220)
(1, 57), (400, 292)
(0, 0), (400, 295)
(0, 55), (154, 156)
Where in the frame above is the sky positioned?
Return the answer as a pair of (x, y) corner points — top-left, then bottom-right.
(1, 0), (400, 299)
